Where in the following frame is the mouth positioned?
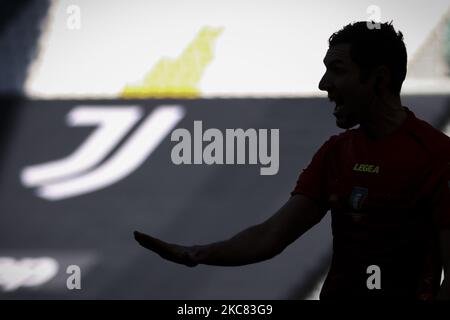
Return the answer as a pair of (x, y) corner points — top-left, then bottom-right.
(333, 104), (344, 116)
(329, 96), (344, 117)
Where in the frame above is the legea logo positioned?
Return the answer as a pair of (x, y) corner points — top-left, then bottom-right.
(21, 105), (185, 200)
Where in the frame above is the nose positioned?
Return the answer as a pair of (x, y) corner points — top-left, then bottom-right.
(318, 72), (331, 92)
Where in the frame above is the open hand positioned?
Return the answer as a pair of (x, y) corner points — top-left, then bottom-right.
(133, 231), (200, 267)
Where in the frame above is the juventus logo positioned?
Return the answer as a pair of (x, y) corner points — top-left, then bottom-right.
(21, 105), (185, 201)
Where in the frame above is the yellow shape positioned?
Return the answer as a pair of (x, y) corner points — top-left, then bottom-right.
(121, 27), (223, 98)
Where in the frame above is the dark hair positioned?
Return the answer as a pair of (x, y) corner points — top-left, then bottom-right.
(328, 21), (407, 95)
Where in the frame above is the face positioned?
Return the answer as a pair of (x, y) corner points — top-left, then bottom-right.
(318, 44), (376, 129)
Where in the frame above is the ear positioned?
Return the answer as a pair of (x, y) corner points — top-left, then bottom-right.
(374, 65), (391, 91)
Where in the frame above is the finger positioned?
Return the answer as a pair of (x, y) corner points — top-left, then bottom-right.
(134, 231), (170, 253)
(133, 231), (197, 267)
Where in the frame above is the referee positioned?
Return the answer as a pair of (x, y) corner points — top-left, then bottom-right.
(134, 21), (450, 300)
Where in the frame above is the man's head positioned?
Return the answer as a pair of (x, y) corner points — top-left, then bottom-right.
(319, 21), (407, 129)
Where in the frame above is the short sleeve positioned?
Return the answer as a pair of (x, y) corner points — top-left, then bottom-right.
(290, 136), (337, 205)
(431, 160), (450, 230)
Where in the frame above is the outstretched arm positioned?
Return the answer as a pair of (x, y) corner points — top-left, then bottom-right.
(134, 194), (328, 267)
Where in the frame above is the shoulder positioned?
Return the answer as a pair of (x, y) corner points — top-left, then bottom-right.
(407, 115), (450, 160)
(320, 129), (358, 151)
(308, 130), (357, 165)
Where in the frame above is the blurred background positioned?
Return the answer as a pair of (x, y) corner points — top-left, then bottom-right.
(0, 0), (449, 299)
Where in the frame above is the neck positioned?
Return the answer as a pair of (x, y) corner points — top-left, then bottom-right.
(359, 94), (407, 139)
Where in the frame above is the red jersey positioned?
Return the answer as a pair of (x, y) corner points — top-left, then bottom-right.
(291, 108), (450, 299)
